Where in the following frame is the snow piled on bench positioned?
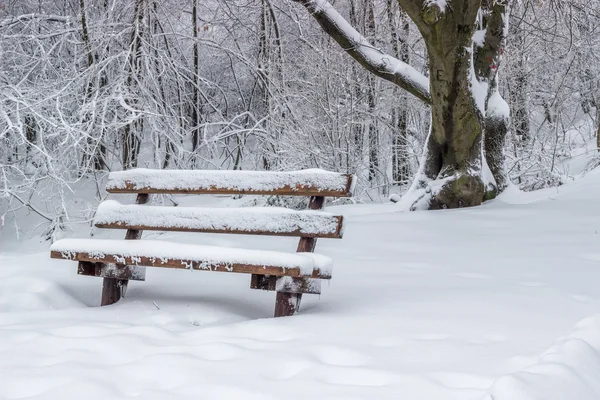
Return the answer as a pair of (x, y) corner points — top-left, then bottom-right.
(95, 200), (342, 236)
(106, 168), (354, 195)
(50, 238), (333, 276)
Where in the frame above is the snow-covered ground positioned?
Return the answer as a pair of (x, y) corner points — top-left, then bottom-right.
(3, 171), (600, 399)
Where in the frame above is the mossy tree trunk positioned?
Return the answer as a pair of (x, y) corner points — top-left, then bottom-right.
(410, 0), (510, 208)
(412, 0), (485, 209)
(292, 0), (511, 210)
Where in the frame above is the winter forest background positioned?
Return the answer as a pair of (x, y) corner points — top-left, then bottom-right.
(1, 0), (599, 233)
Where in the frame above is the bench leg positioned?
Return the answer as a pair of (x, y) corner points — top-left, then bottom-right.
(101, 277), (128, 306)
(274, 292), (302, 317)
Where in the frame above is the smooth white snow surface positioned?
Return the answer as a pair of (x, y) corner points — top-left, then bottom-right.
(51, 238), (333, 276)
(95, 200), (342, 236)
(106, 168), (354, 195)
(4, 170), (600, 399)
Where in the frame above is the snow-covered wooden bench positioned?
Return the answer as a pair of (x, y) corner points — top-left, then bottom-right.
(50, 169), (355, 317)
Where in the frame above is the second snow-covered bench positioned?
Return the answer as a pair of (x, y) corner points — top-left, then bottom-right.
(50, 168), (355, 317)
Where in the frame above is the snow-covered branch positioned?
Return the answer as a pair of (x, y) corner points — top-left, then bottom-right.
(290, 0), (432, 104)
(0, 14), (73, 29)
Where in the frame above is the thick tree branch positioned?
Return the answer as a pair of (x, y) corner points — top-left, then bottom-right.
(291, 0), (432, 104)
(474, 1), (512, 193)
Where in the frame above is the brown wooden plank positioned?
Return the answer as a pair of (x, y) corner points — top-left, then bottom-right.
(101, 193), (149, 306)
(106, 179), (354, 197)
(51, 250), (332, 279)
(95, 218), (343, 238)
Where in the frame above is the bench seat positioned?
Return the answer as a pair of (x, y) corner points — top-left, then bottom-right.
(50, 238), (333, 279)
(94, 200), (344, 238)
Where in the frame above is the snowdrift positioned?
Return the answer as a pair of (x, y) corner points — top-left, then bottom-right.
(487, 315), (600, 400)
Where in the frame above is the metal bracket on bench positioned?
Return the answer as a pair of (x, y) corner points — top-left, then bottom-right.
(250, 274), (321, 295)
(78, 261), (146, 281)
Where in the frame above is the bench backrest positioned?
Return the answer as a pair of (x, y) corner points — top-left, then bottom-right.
(106, 169), (355, 197)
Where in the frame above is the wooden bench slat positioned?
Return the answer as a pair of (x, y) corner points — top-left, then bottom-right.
(94, 201), (344, 238)
(50, 239), (333, 279)
(106, 168), (355, 197)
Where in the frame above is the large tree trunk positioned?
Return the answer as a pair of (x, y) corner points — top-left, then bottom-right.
(292, 0), (510, 210)
(408, 2), (485, 209)
(409, 0), (510, 208)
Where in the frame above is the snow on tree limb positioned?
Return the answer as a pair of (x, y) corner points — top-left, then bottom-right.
(0, 14), (73, 29)
(291, 0), (432, 104)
